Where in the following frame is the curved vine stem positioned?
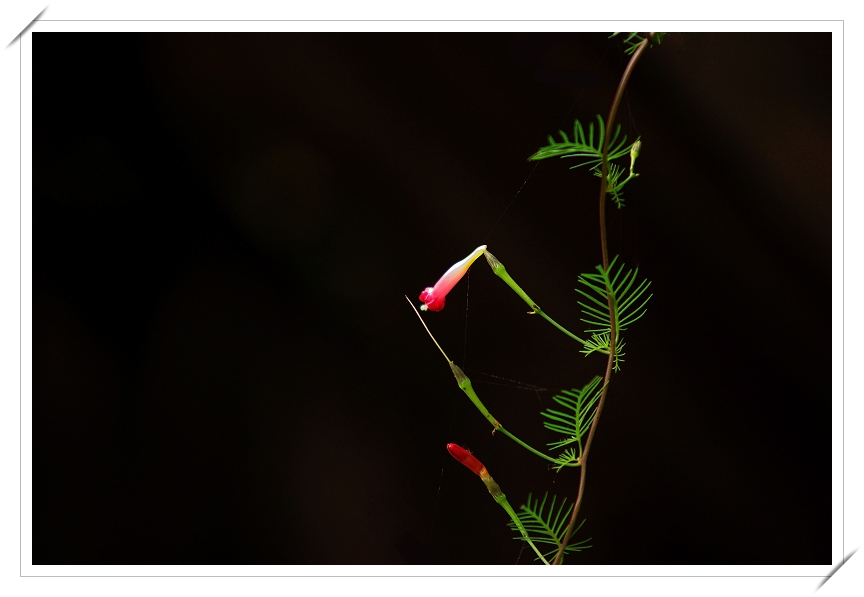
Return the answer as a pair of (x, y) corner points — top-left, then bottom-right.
(552, 32), (655, 566)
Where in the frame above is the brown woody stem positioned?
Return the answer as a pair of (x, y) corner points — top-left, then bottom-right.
(551, 32), (655, 566)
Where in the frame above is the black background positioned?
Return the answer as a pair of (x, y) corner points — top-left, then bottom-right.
(32, 32), (832, 565)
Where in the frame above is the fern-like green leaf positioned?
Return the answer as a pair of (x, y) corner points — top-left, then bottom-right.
(506, 493), (591, 563)
(528, 115), (632, 170)
(551, 448), (580, 472)
(592, 161), (627, 208)
(579, 331), (626, 364)
(542, 376), (604, 454)
(575, 256), (652, 370)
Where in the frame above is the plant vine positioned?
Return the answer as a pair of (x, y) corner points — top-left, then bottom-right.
(410, 32), (662, 564)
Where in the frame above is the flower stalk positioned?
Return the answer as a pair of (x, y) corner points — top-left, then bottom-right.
(483, 249), (597, 351)
(406, 296), (578, 468)
(446, 443), (549, 564)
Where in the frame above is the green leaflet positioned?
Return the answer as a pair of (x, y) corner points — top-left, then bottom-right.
(542, 376), (605, 462)
(506, 492), (591, 563)
(528, 115), (635, 172)
(575, 255), (652, 370)
(529, 115), (642, 209)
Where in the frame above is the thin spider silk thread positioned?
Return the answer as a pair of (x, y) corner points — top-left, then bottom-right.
(483, 36), (617, 247)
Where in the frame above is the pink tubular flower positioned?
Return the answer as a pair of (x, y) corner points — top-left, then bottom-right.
(447, 443), (488, 478)
(419, 245), (487, 312)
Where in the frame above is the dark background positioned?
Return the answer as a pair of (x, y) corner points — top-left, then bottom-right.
(32, 32), (832, 565)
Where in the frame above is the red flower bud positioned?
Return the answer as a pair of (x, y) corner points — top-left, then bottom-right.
(447, 443), (487, 477)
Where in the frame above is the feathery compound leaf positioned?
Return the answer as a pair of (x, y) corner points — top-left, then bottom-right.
(580, 331), (627, 364)
(551, 448), (580, 472)
(506, 493), (591, 563)
(575, 256), (652, 370)
(592, 162), (628, 208)
(542, 376), (605, 453)
(528, 115), (632, 170)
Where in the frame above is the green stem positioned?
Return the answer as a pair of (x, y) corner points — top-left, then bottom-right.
(494, 490), (550, 565)
(481, 475), (549, 564)
(609, 171), (639, 194)
(496, 427), (561, 466)
(450, 362), (499, 427)
(451, 363), (579, 468)
(483, 250), (597, 350)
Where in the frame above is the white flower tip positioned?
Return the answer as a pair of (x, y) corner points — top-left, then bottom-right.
(465, 245), (487, 263)
(419, 304), (428, 311)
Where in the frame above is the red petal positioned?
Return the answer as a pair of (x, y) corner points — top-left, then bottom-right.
(419, 288), (446, 311)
